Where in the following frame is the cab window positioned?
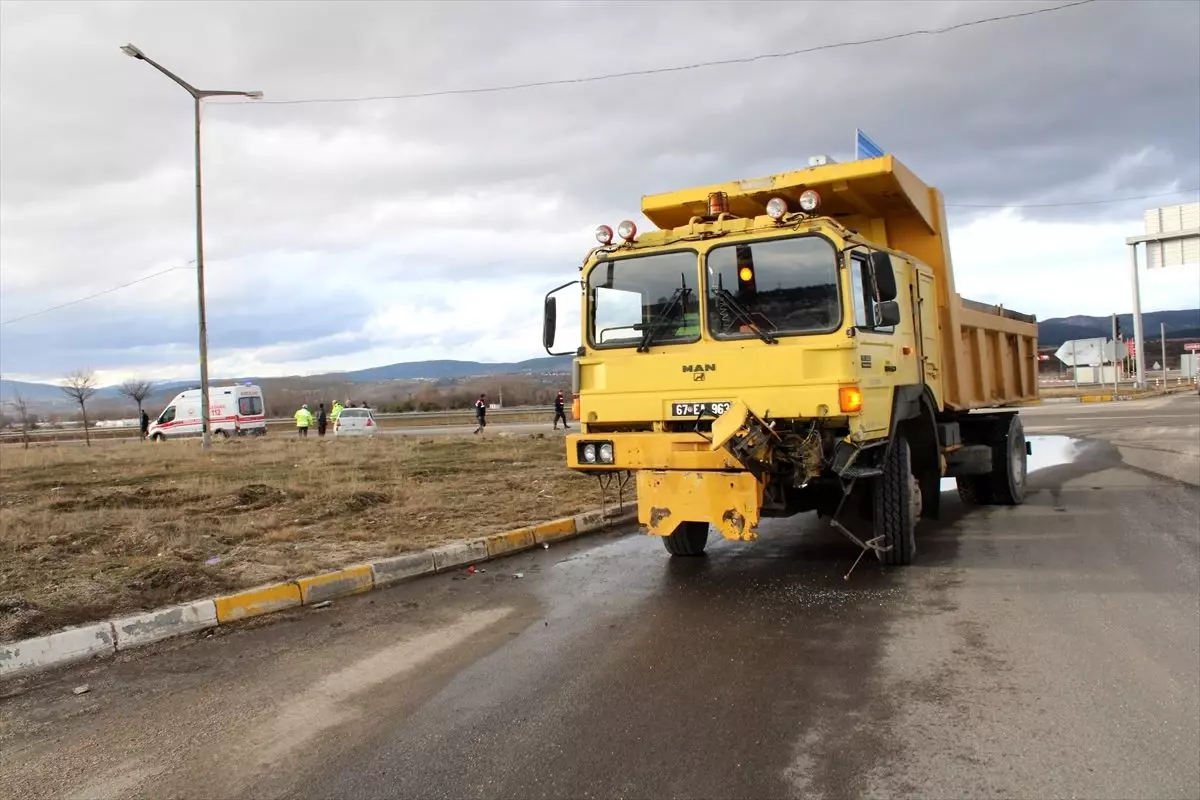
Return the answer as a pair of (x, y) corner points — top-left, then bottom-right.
(705, 235), (840, 339)
(239, 396), (263, 416)
(159, 406), (176, 424)
(587, 250), (699, 349)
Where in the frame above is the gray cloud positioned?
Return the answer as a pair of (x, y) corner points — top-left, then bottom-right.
(1, 0), (1198, 379)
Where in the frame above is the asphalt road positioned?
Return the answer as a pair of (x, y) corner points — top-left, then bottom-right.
(1, 395), (1197, 800)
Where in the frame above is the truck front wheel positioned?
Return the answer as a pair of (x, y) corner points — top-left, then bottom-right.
(662, 521), (709, 557)
(874, 436), (918, 566)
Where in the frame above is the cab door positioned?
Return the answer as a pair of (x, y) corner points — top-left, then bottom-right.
(914, 266), (943, 405)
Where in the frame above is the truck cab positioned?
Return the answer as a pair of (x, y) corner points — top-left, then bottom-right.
(543, 155), (1038, 565)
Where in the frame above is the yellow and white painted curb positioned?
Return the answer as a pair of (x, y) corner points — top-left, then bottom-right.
(0, 505), (637, 680)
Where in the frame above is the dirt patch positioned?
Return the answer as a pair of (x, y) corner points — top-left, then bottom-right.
(230, 483), (290, 511)
(48, 487), (181, 513)
(0, 434), (630, 640)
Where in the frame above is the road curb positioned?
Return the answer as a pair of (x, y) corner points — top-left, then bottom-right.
(0, 622), (117, 677)
(0, 505), (638, 680)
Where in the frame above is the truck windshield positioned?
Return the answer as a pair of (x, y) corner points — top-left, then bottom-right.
(587, 250), (699, 348)
(705, 235), (840, 339)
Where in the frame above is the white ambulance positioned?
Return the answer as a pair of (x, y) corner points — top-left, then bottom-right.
(147, 383), (268, 440)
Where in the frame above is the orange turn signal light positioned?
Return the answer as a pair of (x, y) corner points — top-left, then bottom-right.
(571, 396), (580, 421)
(839, 386), (863, 414)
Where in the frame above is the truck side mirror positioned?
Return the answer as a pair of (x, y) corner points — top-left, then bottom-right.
(875, 299), (902, 327)
(869, 251), (898, 301)
(543, 297), (558, 350)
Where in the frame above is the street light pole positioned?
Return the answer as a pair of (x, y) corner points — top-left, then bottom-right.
(1128, 243), (1146, 389)
(120, 44), (262, 450)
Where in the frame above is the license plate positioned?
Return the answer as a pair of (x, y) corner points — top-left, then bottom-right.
(670, 401), (732, 418)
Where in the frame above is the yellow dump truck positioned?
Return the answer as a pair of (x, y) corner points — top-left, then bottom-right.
(542, 154), (1038, 565)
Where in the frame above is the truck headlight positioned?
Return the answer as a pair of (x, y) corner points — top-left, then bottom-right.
(599, 443), (614, 463)
(582, 444), (597, 464)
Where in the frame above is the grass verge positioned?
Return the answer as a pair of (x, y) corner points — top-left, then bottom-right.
(0, 433), (625, 641)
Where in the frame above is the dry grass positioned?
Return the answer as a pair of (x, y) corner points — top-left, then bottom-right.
(0, 433), (624, 641)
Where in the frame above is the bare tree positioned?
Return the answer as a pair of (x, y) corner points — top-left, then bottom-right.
(6, 390), (34, 449)
(118, 378), (154, 438)
(60, 370), (98, 447)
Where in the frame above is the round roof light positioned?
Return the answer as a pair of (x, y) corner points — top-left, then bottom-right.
(765, 197), (789, 220)
(799, 189), (821, 212)
(595, 224), (614, 245)
(617, 220), (638, 241)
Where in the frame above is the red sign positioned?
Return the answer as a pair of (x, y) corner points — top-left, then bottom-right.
(1185, 343), (1200, 352)
(1126, 339), (1137, 357)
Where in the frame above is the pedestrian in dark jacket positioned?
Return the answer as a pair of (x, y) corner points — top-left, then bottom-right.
(553, 391), (569, 430)
(317, 403), (328, 437)
(140, 409), (150, 440)
(474, 394), (487, 435)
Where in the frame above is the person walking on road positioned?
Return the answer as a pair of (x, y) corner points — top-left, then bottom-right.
(330, 401), (343, 427)
(294, 404), (313, 438)
(139, 409), (150, 441)
(553, 391), (569, 430)
(474, 394), (487, 435)
(316, 403), (328, 437)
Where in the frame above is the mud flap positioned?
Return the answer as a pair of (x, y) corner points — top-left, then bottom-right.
(636, 470), (763, 541)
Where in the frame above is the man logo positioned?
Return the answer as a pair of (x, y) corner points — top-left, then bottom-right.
(681, 364), (716, 374)
(693, 372), (706, 382)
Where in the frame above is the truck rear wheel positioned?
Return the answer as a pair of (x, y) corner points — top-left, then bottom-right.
(874, 436), (918, 566)
(662, 521), (709, 557)
(956, 414), (1027, 507)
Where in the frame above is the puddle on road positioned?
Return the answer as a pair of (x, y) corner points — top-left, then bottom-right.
(940, 435), (1080, 492)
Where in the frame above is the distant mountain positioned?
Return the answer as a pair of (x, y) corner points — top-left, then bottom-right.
(0, 357), (573, 410)
(331, 357), (572, 382)
(1037, 309), (1200, 347)
(0, 379), (73, 405)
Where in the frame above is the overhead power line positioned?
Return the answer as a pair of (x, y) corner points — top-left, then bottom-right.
(947, 187), (1200, 209)
(0, 263), (194, 327)
(217, 0), (1098, 107)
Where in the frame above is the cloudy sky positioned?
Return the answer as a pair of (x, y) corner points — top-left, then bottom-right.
(1, 0), (1198, 385)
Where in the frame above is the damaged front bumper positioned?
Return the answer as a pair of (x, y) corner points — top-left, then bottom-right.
(636, 469), (764, 541)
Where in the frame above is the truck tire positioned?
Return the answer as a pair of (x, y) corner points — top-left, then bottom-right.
(956, 476), (993, 505)
(956, 415), (1027, 506)
(986, 414), (1027, 505)
(662, 521), (709, 557)
(874, 436), (918, 566)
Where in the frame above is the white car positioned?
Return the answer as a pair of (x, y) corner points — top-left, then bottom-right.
(334, 407), (378, 437)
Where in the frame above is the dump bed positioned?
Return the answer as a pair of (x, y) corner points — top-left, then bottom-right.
(640, 155), (1039, 411)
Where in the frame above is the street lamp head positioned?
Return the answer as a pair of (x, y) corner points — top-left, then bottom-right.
(245, 91), (264, 100)
(120, 43), (146, 60)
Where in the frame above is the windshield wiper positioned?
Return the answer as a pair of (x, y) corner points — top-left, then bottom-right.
(714, 286), (779, 344)
(636, 284), (691, 353)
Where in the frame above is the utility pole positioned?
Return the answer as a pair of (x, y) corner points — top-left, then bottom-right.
(1161, 322), (1168, 388)
(1129, 244), (1146, 388)
(120, 44), (262, 449)
(1071, 340), (1078, 389)
(1111, 313), (1119, 395)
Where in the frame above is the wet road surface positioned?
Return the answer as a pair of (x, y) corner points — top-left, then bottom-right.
(1, 397), (1198, 800)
